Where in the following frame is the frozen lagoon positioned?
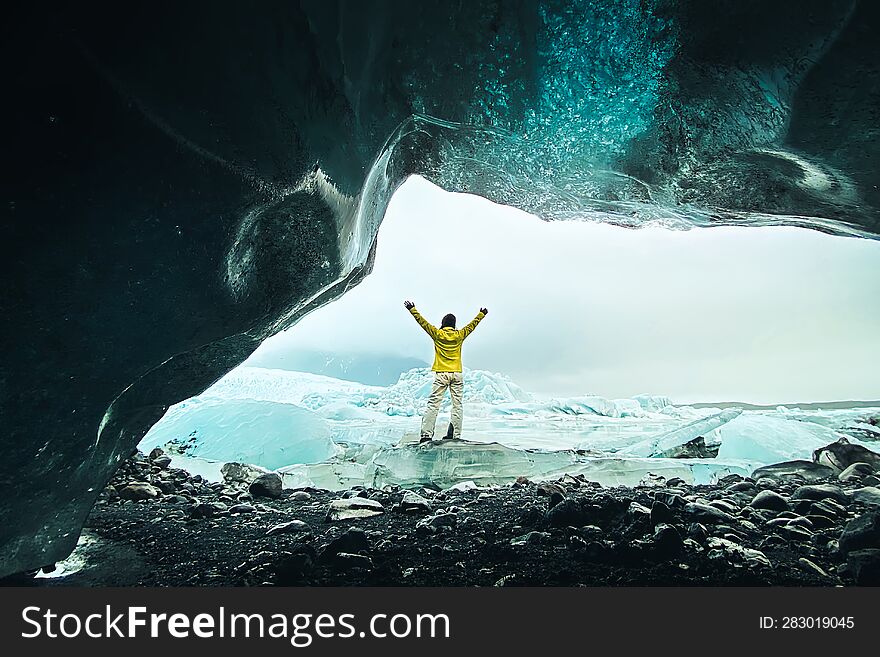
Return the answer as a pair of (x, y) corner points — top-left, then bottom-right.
(140, 367), (880, 490)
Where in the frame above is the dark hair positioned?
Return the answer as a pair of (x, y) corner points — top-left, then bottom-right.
(441, 313), (456, 328)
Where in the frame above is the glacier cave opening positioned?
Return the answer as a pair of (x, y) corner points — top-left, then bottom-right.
(137, 176), (880, 493)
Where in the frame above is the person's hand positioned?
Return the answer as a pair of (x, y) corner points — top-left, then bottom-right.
(480, 307), (488, 315)
(404, 300), (415, 310)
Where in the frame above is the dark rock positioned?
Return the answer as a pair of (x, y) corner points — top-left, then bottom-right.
(418, 512), (457, 530)
(510, 531), (551, 546)
(727, 481), (757, 493)
(323, 528), (370, 558)
(332, 552), (374, 570)
(548, 491), (565, 509)
(687, 523), (708, 542)
(228, 504), (256, 514)
(708, 499), (739, 515)
(190, 502), (219, 519)
(155, 480), (177, 494)
(805, 514), (837, 530)
(650, 500), (675, 525)
(266, 520), (311, 536)
(792, 484), (849, 504)
(750, 490), (790, 512)
(153, 455), (172, 469)
(752, 461), (835, 481)
(851, 486), (880, 507)
(148, 448), (165, 461)
(838, 511), (880, 555)
(839, 462), (875, 482)
(685, 502), (735, 524)
(249, 473), (283, 499)
(658, 435), (719, 459)
(654, 491), (686, 508)
(653, 523), (683, 557)
(813, 438), (880, 473)
(846, 549), (880, 585)
(274, 550), (315, 585)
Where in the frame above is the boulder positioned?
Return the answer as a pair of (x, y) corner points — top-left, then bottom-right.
(749, 490), (790, 512)
(751, 461), (835, 481)
(222, 462), (270, 485)
(850, 486), (880, 507)
(249, 473), (283, 499)
(685, 502), (736, 524)
(118, 483), (159, 501)
(838, 511), (880, 555)
(326, 497), (384, 521)
(838, 462), (875, 482)
(846, 549), (880, 586)
(792, 484), (849, 504)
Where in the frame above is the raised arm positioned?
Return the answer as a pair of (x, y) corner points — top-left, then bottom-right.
(404, 301), (438, 339)
(460, 307), (488, 339)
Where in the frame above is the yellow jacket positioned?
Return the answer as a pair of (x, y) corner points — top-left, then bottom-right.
(409, 307), (486, 372)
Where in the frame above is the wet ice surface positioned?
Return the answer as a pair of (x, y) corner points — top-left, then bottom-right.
(140, 367), (880, 490)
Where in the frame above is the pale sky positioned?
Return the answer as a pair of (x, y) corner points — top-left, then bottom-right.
(247, 176), (880, 404)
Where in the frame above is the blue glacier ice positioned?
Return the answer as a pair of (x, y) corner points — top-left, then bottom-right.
(139, 367), (880, 491)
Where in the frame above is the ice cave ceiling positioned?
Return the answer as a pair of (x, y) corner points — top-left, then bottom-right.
(2, 0), (879, 577)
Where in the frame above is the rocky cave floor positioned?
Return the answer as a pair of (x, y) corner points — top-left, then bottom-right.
(23, 450), (880, 587)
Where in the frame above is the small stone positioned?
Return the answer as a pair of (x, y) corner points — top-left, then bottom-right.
(776, 524), (814, 542)
(332, 552), (373, 570)
(289, 491), (312, 502)
(510, 531), (550, 546)
(148, 448), (165, 460)
(727, 481), (757, 493)
(418, 512), (457, 530)
(798, 557), (831, 579)
(153, 455), (172, 469)
(228, 504), (255, 514)
(266, 520), (310, 536)
(750, 490), (790, 512)
(189, 502), (217, 519)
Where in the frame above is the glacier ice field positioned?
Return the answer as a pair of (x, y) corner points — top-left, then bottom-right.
(139, 367), (880, 490)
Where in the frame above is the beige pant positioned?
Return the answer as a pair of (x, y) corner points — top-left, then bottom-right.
(420, 371), (464, 439)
